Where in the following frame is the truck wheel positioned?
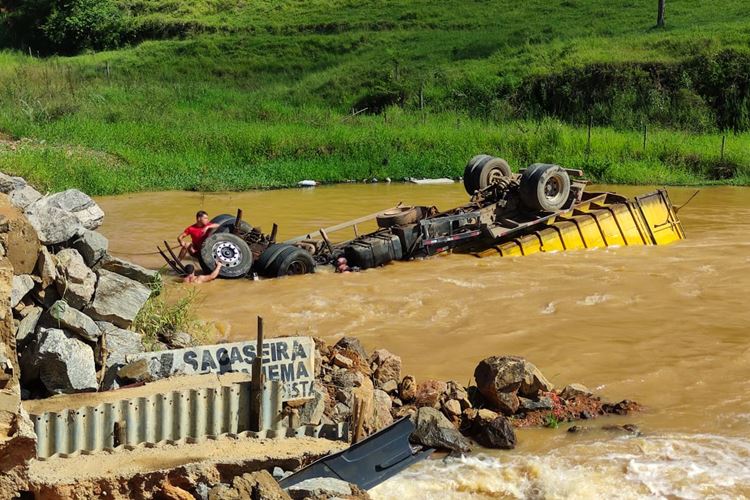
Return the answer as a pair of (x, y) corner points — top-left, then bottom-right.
(273, 247), (316, 276)
(200, 233), (254, 278)
(475, 157), (512, 191)
(210, 214), (234, 225)
(519, 164), (571, 212)
(463, 154), (491, 194)
(376, 206), (421, 228)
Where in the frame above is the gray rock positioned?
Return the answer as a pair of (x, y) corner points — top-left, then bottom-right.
(85, 269), (150, 328)
(370, 348), (402, 387)
(25, 202), (83, 245)
(9, 184), (42, 209)
(16, 306), (42, 345)
(99, 256), (159, 286)
(55, 248), (97, 310)
(334, 336), (368, 360)
(35, 327), (98, 394)
(36, 246), (57, 288)
(44, 189), (105, 230)
(286, 477), (352, 499)
(11, 274), (34, 307)
(48, 300), (101, 342)
(474, 356), (554, 413)
(96, 321), (144, 390)
(164, 331), (192, 349)
(117, 358), (158, 383)
(560, 383), (593, 400)
(519, 396), (554, 411)
(372, 388), (394, 431)
(0, 172), (26, 193)
(472, 416), (517, 449)
(72, 230), (108, 267)
(411, 406), (471, 453)
(299, 381), (329, 425)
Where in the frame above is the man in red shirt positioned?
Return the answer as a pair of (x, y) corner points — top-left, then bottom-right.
(177, 210), (220, 262)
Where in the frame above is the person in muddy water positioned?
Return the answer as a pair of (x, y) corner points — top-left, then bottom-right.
(183, 261), (223, 284)
(177, 210), (220, 262)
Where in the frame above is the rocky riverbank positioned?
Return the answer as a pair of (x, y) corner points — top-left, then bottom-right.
(287, 336), (640, 453)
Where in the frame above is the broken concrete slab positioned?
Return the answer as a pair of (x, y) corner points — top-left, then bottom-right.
(47, 300), (101, 342)
(85, 269), (150, 328)
(55, 249), (97, 310)
(72, 230), (108, 267)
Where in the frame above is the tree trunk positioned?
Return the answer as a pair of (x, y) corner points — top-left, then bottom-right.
(657, 0), (666, 27)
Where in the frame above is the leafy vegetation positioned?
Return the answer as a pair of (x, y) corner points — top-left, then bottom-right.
(0, 0), (749, 192)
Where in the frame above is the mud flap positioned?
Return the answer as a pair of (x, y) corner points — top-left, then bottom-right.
(278, 417), (434, 491)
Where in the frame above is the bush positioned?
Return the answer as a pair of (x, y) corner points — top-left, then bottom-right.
(42, 0), (128, 54)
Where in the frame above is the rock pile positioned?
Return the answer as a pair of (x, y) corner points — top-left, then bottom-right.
(295, 338), (640, 452)
(1, 172), (159, 397)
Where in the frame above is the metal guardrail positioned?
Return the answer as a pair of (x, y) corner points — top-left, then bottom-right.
(31, 380), (347, 459)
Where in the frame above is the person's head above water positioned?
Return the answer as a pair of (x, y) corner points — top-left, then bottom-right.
(184, 264), (195, 275)
(195, 210), (209, 227)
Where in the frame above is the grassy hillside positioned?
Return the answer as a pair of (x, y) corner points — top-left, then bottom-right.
(0, 0), (749, 194)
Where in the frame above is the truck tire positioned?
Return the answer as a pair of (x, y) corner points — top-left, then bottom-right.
(376, 206), (421, 228)
(211, 214), (253, 235)
(272, 246), (316, 276)
(463, 154), (491, 194)
(519, 164), (571, 212)
(475, 157), (512, 191)
(199, 233), (254, 278)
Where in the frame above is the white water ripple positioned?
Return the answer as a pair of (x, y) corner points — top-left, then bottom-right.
(371, 433), (750, 500)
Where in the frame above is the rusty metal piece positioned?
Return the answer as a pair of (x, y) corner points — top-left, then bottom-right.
(163, 240), (189, 274)
(157, 245), (187, 276)
(233, 208), (244, 234)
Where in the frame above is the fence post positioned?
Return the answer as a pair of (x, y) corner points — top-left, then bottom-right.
(721, 135), (726, 161)
(642, 123), (647, 150)
(249, 316), (265, 432)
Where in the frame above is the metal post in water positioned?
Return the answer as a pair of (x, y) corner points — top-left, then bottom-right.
(249, 316), (265, 431)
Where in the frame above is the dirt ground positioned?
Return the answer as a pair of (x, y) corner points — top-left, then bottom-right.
(27, 434), (346, 498)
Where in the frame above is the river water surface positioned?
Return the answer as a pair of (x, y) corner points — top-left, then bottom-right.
(97, 184), (750, 499)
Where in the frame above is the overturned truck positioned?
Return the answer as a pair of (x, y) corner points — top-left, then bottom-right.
(160, 155), (686, 279)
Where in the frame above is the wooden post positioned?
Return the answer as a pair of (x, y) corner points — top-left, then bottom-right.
(721, 135), (726, 161)
(656, 0), (666, 28)
(643, 123), (648, 150)
(249, 316), (265, 431)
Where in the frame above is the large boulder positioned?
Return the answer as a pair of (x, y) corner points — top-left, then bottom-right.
(414, 379), (447, 408)
(55, 249), (96, 310)
(24, 202), (83, 245)
(10, 275), (34, 308)
(34, 328), (98, 394)
(334, 336), (368, 360)
(472, 415), (517, 449)
(9, 185), (42, 210)
(0, 173), (25, 193)
(411, 406), (471, 453)
(85, 269), (150, 328)
(43, 189), (105, 230)
(97, 322), (144, 391)
(47, 300), (101, 342)
(210, 471), (292, 500)
(99, 256), (159, 286)
(370, 348), (401, 388)
(72, 230), (108, 267)
(474, 356), (553, 414)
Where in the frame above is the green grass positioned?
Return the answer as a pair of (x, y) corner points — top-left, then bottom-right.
(1, 0), (750, 193)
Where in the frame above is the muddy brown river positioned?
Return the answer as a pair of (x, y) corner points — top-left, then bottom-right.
(97, 184), (750, 498)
